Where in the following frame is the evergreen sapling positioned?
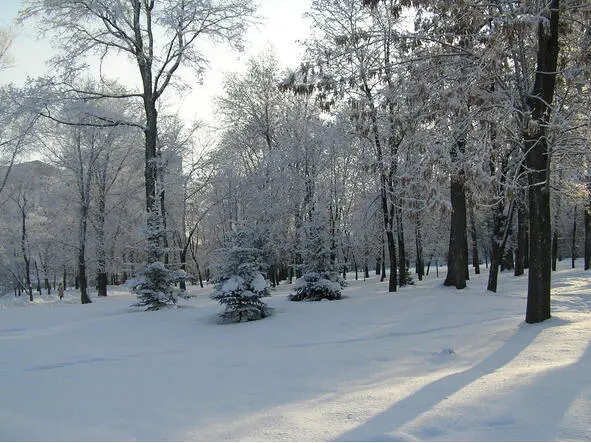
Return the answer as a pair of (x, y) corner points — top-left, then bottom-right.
(289, 211), (345, 301)
(211, 228), (271, 322)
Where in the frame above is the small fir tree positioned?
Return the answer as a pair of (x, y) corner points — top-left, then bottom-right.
(132, 210), (188, 310)
(289, 211), (345, 301)
(132, 261), (187, 310)
(211, 227), (271, 322)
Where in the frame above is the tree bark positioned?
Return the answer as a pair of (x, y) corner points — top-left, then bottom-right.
(515, 190), (527, 276)
(585, 206), (591, 270)
(488, 199), (516, 292)
(396, 207), (406, 286)
(34, 260), (42, 294)
(469, 205), (480, 275)
(78, 201), (91, 305)
(20, 201), (32, 302)
(96, 174), (108, 297)
(552, 190), (561, 271)
(572, 205), (577, 269)
(415, 217), (424, 281)
(444, 147), (468, 290)
(523, 0), (559, 324)
(385, 230), (397, 292)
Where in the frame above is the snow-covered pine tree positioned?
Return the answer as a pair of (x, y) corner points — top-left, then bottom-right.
(132, 210), (188, 310)
(210, 226), (271, 322)
(289, 210), (344, 301)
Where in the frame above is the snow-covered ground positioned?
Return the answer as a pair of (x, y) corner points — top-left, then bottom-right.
(1, 261), (590, 441)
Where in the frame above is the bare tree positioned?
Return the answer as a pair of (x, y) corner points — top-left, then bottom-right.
(21, 0), (257, 264)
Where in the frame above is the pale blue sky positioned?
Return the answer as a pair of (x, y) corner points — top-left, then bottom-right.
(0, 0), (312, 124)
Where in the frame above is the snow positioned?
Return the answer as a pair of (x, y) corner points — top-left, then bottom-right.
(1, 261), (590, 441)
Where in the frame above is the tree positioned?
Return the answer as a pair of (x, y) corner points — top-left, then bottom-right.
(210, 226), (271, 322)
(22, 0), (258, 304)
(289, 209), (344, 302)
(522, 0), (560, 324)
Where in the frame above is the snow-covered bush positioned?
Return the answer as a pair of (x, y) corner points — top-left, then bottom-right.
(131, 262), (188, 311)
(210, 227), (271, 323)
(289, 272), (342, 301)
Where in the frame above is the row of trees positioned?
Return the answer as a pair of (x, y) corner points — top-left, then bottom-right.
(0, 0), (589, 324)
(202, 0), (591, 323)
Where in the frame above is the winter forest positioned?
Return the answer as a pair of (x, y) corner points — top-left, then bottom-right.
(1, 0), (591, 441)
(0, 0), (590, 323)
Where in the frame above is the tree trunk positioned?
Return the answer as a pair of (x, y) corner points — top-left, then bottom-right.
(501, 247), (514, 271)
(79, 205), (91, 304)
(523, 0), (559, 324)
(552, 228), (559, 271)
(469, 206), (480, 275)
(34, 260), (41, 294)
(396, 207), (407, 286)
(488, 200), (515, 292)
(18, 198), (32, 301)
(515, 192), (527, 276)
(444, 173), (468, 289)
(179, 249), (187, 291)
(385, 230), (397, 292)
(380, 243), (386, 282)
(552, 187), (561, 271)
(144, 102), (163, 263)
(97, 179), (108, 297)
(415, 218), (424, 281)
(585, 206), (591, 270)
(79, 261), (90, 304)
(572, 205), (577, 268)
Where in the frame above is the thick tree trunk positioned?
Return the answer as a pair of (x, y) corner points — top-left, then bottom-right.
(523, 0), (559, 324)
(79, 261), (90, 305)
(525, 167), (552, 322)
(444, 174), (468, 289)
(144, 102), (162, 263)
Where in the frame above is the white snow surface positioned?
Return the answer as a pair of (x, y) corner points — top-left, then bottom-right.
(1, 261), (590, 441)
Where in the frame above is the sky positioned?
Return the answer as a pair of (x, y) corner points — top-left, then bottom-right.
(0, 0), (313, 127)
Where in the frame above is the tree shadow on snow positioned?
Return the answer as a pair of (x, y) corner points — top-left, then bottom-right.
(334, 319), (558, 442)
(480, 339), (591, 441)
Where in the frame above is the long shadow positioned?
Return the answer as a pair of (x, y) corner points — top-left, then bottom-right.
(484, 339), (591, 441)
(335, 319), (560, 442)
